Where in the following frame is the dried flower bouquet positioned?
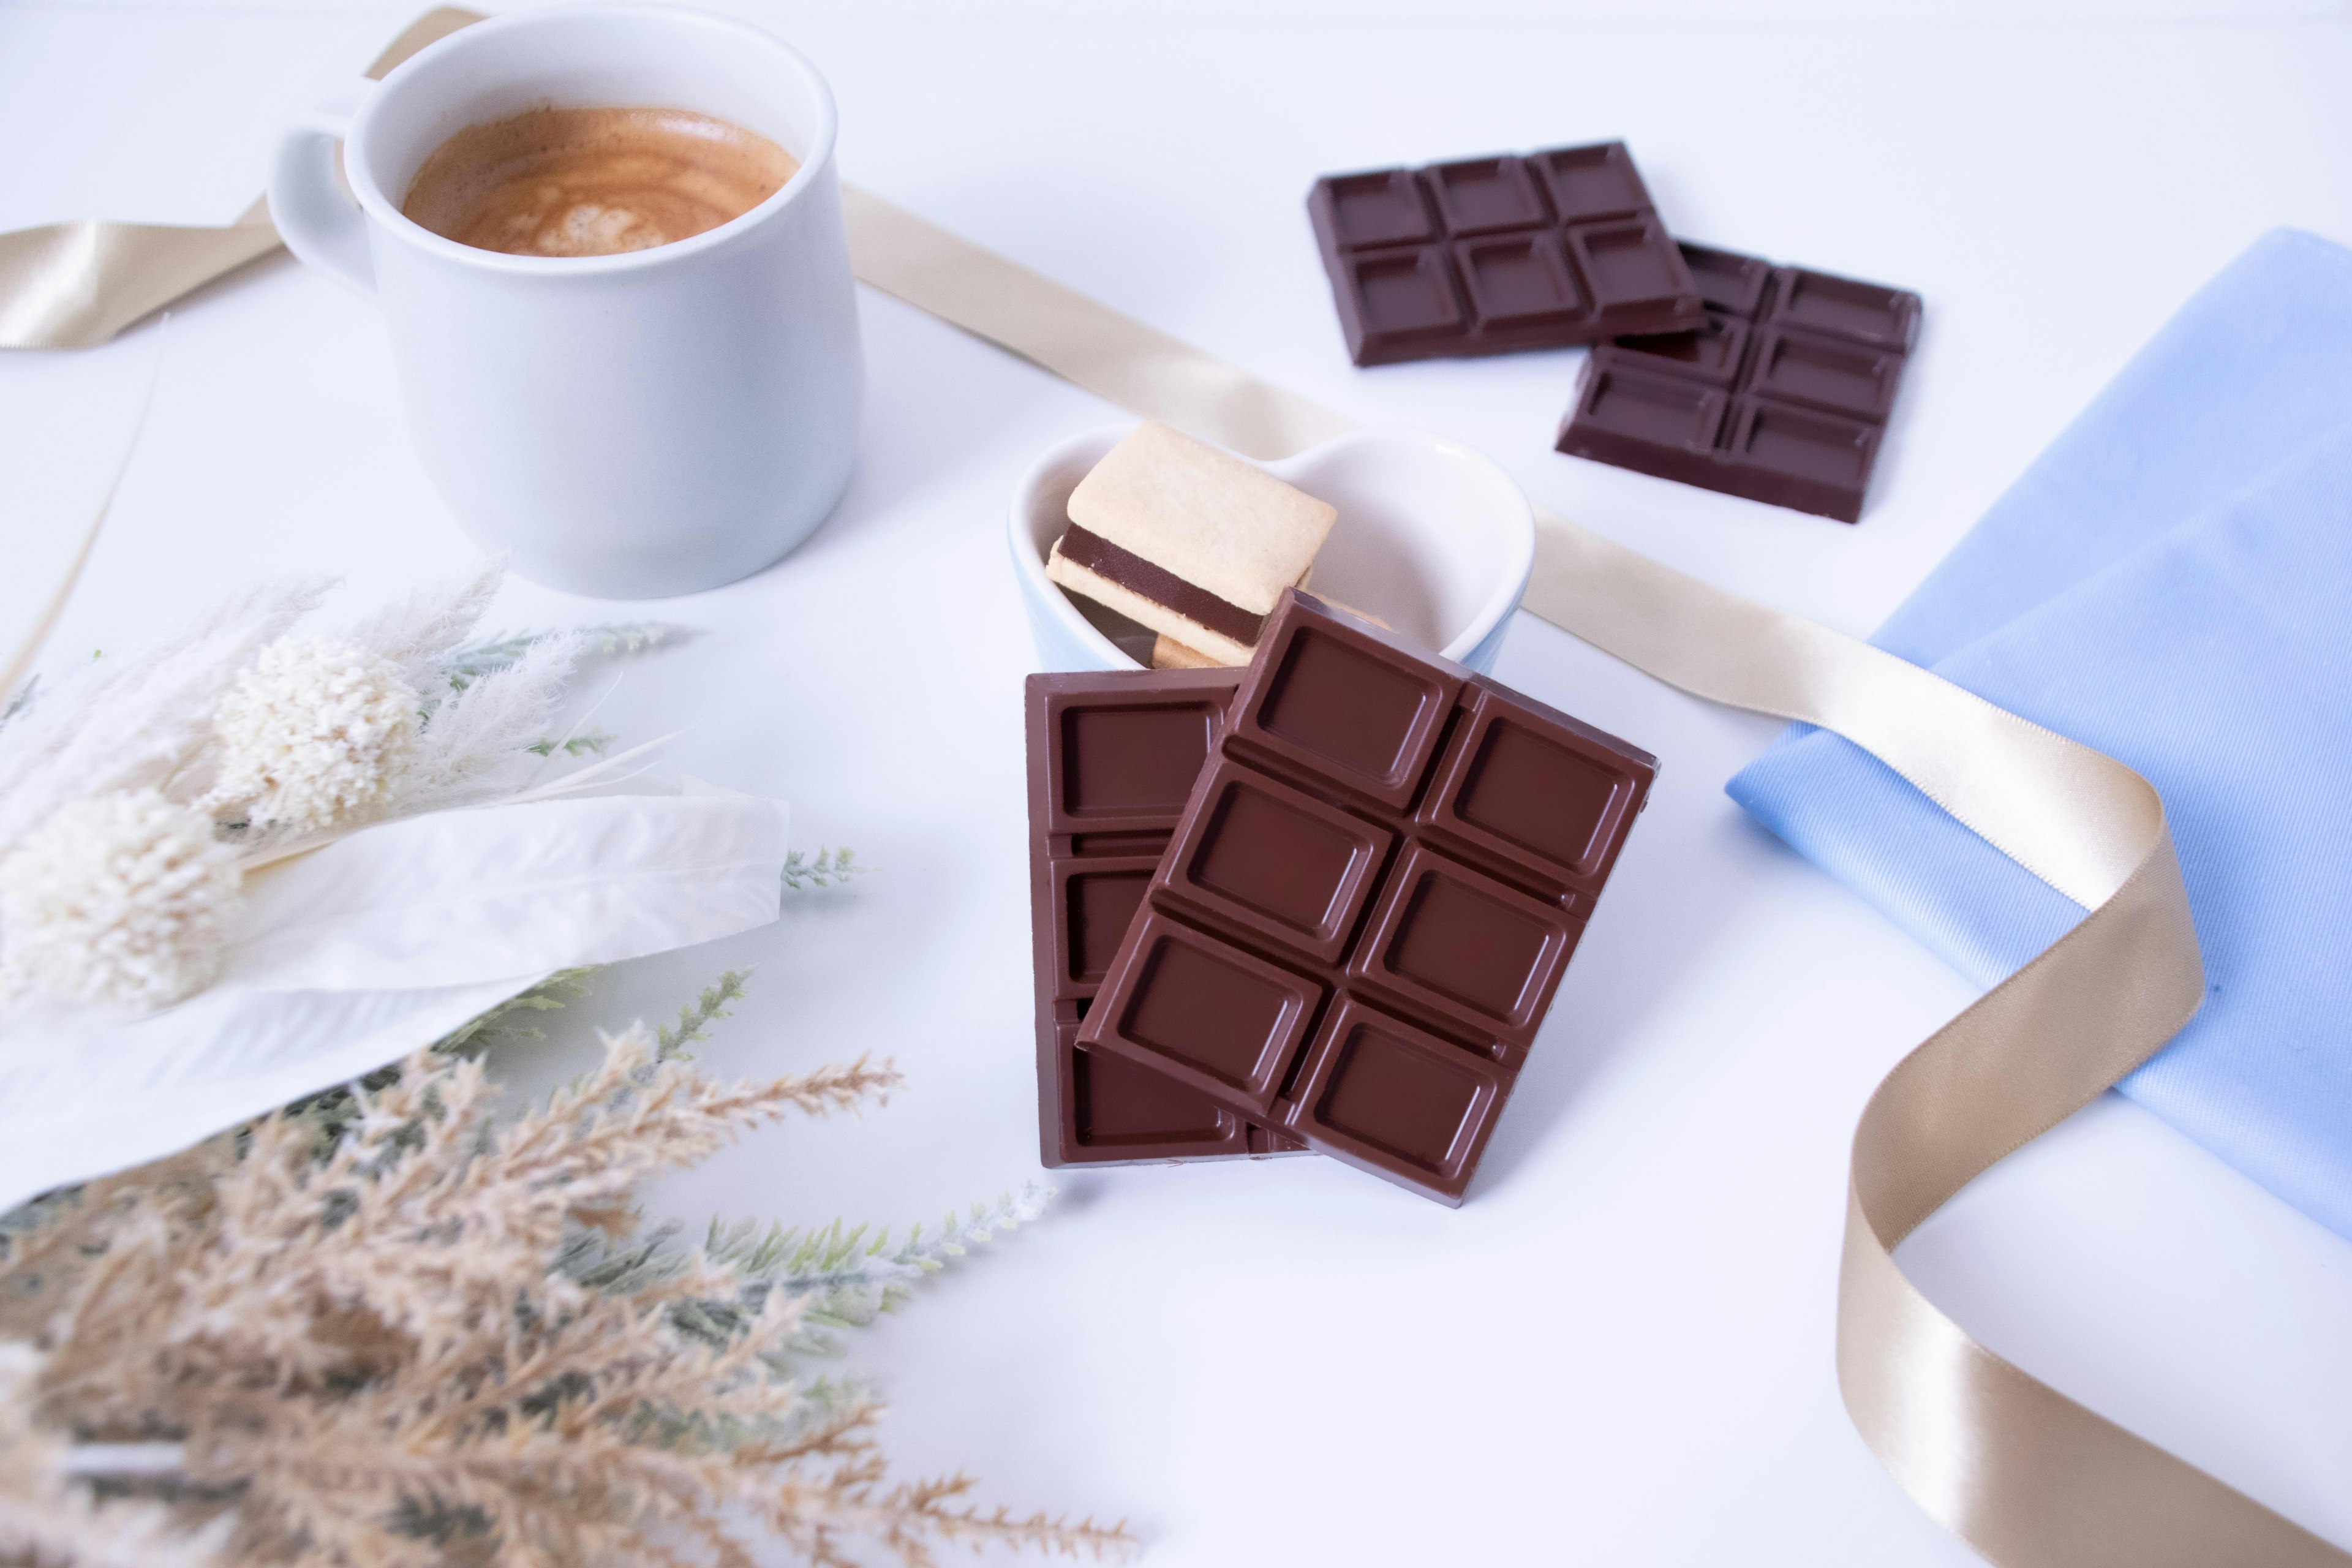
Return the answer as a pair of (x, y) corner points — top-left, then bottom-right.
(0, 564), (794, 1217)
(0, 563), (686, 1010)
(0, 463), (1118, 1564)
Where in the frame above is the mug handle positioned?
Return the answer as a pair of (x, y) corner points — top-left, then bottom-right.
(268, 80), (379, 300)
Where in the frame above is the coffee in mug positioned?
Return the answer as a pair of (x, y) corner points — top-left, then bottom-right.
(267, 6), (863, 598)
(402, 107), (799, 258)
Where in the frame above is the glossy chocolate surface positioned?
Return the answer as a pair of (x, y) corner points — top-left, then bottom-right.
(1308, 143), (1704, 367)
(1027, 669), (1309, 1165)
(1556, 241), (1922, 523)
(1079, 594), (1656, 1203)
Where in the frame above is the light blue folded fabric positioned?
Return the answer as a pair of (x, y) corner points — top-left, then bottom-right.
(1728, 228), (2352, 1240)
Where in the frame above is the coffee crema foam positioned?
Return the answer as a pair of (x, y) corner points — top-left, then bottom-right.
(402, 106), (799, 258)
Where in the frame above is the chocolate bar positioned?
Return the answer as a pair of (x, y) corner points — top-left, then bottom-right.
(1077, 592), (1656, 1203)
(1027, 667), (1310, 1165)
(1555, 241), (1922, 522)
(1307, 142), (1704, 367)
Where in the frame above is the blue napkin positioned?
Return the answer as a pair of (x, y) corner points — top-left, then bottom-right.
(1728, 229), (2352, 1240)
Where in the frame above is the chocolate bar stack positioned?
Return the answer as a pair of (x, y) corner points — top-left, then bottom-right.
(1027, 589), (1654, 1205)
(1306, 141), (1925, 523)
(1028, 422), (1656, 1204)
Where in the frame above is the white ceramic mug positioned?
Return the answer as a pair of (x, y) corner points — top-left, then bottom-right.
(268, 6), (862, 598)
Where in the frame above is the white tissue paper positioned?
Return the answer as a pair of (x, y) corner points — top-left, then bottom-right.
(0, 790), (790, 1212)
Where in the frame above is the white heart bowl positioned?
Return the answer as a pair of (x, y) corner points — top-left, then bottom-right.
(1007, 424), (1536, 674)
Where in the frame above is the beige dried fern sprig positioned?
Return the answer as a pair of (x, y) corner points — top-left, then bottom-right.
(0, 1025), (1136, 1567)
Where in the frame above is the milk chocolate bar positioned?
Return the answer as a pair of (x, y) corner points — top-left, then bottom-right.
(1555, 242), (1922, 522)
(1307, 142), (1704, 367)
(1048, 423), (1335, 666)
(1027, 668), (1309, 1165)
(1078, 592), (1656, 1203)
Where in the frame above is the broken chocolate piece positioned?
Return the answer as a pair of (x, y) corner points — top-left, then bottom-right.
(1555, 241), (1921, 522)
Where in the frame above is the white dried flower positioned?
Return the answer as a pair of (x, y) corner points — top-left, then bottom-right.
(0, 789), (239, 1009)
(208, 636), (420, 834)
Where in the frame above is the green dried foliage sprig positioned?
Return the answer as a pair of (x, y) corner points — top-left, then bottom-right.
(710, 1185), (1053, 1330)
(443, 622), (695, 692)
(783, 846), (865, 891)
(434, 966), (597, 1055)
(523, 729), (615, 758)
(656, 969), (750, 1059)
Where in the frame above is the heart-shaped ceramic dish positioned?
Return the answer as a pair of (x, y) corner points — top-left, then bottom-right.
(1007, 425), (1536, 674)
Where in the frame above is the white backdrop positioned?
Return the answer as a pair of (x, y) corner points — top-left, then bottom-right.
(3, 2), (2350, 1562)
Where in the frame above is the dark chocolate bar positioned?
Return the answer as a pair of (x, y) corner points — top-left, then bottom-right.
(1307, 142), (1704, 367)
(1027, 668), (1310, 1165)
(1555, 241), (1922, 522)
(1077, 593), (1656, 1203)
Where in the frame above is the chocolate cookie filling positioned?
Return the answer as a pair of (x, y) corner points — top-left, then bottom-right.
(1058, 526), (1265, 648)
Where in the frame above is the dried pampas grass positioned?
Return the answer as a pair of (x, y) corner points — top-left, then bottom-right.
(0, 989), (1133, 1567)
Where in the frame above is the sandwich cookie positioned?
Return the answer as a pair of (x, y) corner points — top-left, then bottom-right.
(1048, 423), (1338, 667)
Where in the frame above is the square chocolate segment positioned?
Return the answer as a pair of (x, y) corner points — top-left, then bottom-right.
(1347, 840), (1577, 1047)
(1316, 169), (1434, 249)
(1162, 757), (1395, 965)
(1423, 156), (1551, 235)
(1530, 142), (1652, 223)
(1417, 684), (1649, 891)
(1770, 268), (1920, 349)
(1455, 235), (1585, 330)
(1080, 592), (1656, 1205)
(1348, 247), (1465, 353)
(1052, 697), (1223, 833)
(1558, 241), (1921, 523)
(1291, 998), (1507, 1194)
(1572, 363), (1728, 453)
(1308, 141), (1701, 366)
(1724, 398), (1882, 518)
(1233, 608), (1460, 809)
(1746, 325), (1904, 421)
(1027, 670), (1309, 1167)
(1111, 913), (1324, 1110)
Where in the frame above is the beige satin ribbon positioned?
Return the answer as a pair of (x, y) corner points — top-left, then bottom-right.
(2, 12), (2342, 1562)
(0, 8), (477, 351)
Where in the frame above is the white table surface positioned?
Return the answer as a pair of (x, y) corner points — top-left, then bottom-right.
(5, 3), (2351, 1562)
